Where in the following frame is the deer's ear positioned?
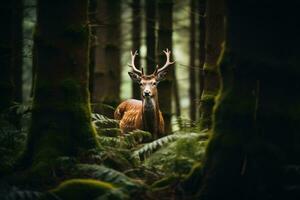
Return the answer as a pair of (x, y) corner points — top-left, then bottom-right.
(128, 72), (141, 83)
(156, 71), (167, 83)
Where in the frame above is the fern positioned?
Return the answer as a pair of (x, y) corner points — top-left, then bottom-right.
(0, 118), (27, 172)
(144, 132), (208, 175)
(73, 164), (144, 192)
(132, 134), (179, 160)
(0, 186), (43, 200)
(92, 113), (119, 129)
(97, 130), (152, 149)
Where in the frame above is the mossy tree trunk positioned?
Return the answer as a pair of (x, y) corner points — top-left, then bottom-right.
(21, 0), (98, 177)
(198, 0), (224, 130)
(199, 1), (300, 199)
(145, 0), (156, 74)
(189, 0), (196, 122)
(157, 0), (174, 134)
(0, 1), (14, 113)
(104, 0), (121, 118)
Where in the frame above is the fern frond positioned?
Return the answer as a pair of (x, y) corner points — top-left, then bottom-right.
(4, 188), (43, 200)
(92, 113), (119, 127)
(74, 164), (144, 191)
(132, 134), (179, 160)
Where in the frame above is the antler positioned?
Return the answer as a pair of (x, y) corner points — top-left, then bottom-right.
(154, 48), (175, 74)
(128, 50), (143, 75)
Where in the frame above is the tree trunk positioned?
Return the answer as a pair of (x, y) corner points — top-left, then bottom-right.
(104, 0), (121, 117)
(21, 0), (99, 177)
(12, 0), (23, 104)
(93, 0), (121, 118)
(173, 70), (181, 119)
(199, 0), (224, 130)
(131, 0), (141, 100)
(199, 1), (300, 199)
(197, 0), (206, 122)
(88, 0), (97, 98)
(145, 0), (156, 74)
(157, 0), (174, 134)
(0, 1), (14, 112)
(93, 0), (108, 113)
(189, 0), (196, 122)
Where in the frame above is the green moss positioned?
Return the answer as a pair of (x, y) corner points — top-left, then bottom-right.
(203, 64), (219, 74)
(20, 78), (99, 178)
(180, 163), (203, 196)
(151, 175), (179, 190)
(47, 179), (117, 200)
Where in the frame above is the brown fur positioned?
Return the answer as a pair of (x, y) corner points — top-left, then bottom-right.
(114, 99), (164, 139)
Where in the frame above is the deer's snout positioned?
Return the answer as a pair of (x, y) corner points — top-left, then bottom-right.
(143, 89), (151, 97)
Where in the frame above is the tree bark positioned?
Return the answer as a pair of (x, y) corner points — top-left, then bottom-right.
(0, 1), (14, 112)
(12, 0), (23, 104)
(88, 0), (97, 98)
(197, 0), (206, 122)
(21, 0), (99, 177)
(131, 0), (141, 99)
(189, 0), (196, 122)
(145, 0), (156, 74)
(157, 0), (174, 134)
(93, 0), (107, 113)
(93, 0), (121, 118)
(199, 1), (300, 199)
(199, 0), (224, 130)
(104, 0), (121, 117)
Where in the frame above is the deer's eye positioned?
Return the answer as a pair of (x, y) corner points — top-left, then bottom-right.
(139, 83), (143, 86)
(152, 82), (157, 86)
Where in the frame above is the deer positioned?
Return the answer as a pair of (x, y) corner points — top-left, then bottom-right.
(114, 49), (175, 139)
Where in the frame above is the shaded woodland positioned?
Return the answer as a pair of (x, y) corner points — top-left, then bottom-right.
(0, 0), (300, 199)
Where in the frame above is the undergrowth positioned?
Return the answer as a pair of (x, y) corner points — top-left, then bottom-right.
(0, 104), (209, 199)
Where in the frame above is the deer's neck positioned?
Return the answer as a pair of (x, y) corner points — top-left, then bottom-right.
(142, 97), (160, 137)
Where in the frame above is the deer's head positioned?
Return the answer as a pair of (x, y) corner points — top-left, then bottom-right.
(128, 49), (175, 99)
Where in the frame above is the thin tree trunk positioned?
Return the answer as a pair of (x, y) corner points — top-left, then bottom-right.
(189, 0), (196, 122)
(20, 0), (98, 178)
(145, 0), (156, 74)
(88, 0), (97, 98)
(157, 0), (174, 134)
(173, 70), (181, 118)
(131, 0), (141, 99)
(199, 0), (224, 130)
(197, 0), (206, 121)
(103, 0), (121, 118)
(12, 0), (23, 104)
(93, 0), (108, 112)
(0, 1), (14, 112)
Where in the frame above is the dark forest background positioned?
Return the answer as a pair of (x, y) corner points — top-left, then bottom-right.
(0, 0), (300, 200)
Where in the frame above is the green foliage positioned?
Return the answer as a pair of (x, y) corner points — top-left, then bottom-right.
(92, 113), (152, 149)
(72, 164), (144, 191)
(132, 134), (179, 160)
(0, 103), (31, 174)
(92, 113), (119, 128)
(46, 179), (125, 200)
(143, 132), (208, 175)
(0, 183), (43, 200)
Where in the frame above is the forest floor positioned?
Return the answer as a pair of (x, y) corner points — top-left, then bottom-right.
(0, 109), (209, 200)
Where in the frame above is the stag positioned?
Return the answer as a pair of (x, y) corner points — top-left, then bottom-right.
(114, 49), (175, 139)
